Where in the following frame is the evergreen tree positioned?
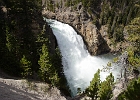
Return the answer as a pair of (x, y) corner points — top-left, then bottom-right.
(38, 44), (52, 82)
(85, 69), (100, 100)
(118, 78), (140, 100)
(118, 17), (140, 100)
(20, 55), (32, 78)
(98, 73), (114, 100)
(125, 17), (140, 68)
(85, 70), (114, 100)
(38, 44), (59, 86)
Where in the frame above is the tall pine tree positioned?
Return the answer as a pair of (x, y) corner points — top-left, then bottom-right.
(85, 69), (100, 100)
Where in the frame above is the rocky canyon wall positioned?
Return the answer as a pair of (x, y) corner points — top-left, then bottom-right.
(42, 1), (110, 55)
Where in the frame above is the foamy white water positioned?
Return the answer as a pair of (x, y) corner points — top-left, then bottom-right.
(45, 18), (121, 96)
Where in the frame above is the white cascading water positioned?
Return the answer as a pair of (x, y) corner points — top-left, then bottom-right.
(45, 18), (121, 96)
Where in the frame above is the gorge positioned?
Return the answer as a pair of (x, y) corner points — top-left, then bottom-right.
(0, 0), (139, 99)
(45, 18), (122, 96)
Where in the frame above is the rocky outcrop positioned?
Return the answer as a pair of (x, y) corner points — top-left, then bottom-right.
(0, 69), (71, 100)
(100, 25), (130, 53)
(111, 51), (140, 100)
(0, 70), (67, 100)
(85, 23), (110, 55)
(42, 2), (110, 55)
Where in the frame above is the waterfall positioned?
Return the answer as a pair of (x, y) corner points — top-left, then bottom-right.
(45, 18), (121, 96)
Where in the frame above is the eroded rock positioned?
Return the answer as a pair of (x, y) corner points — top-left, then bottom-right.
(85, 23), (110, 55)
(42, 2), (110, 55)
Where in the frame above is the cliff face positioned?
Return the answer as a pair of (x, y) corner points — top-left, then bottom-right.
(42, 1), (110, 55)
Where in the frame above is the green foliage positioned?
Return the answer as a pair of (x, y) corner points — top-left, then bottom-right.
(38, 44), (60, 86)
(36, 25), (48, 53)
(85, 69), (100, 99)
(6, 27), (13, 52)
(65, 0), (72, 7)
(85, 70), (114, 100)
(20, 55), (32, 78)
(92, 16), (97, 24)
(125, 17), (140, 68)
(63, 0), (139, 44)
(77, 88), (82, 94)
(38, 44), (52, 81)
(126, 17), (140, 50)
(113, 25), (124, 42)
(98, 73), (114, 100)
(38, 45), (70, 94)
(6, 28), (20, 53)
(44, 0), (139, 44)
(118, 77), (140, 100)
(128, 50), (140, 68)
(0, 0), (70, 96)
(50, 48), (63, 75)
(46, 0), (55, 12)
(100, 0), (140, 42)
(52, 48), (71, 95)
(117, 17), (140, 100)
